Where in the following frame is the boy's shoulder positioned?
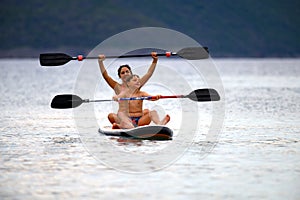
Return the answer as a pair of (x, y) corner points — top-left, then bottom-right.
(138, 90), (149, 96)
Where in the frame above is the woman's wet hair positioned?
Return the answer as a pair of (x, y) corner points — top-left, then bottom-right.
(117, 64), (132, 78)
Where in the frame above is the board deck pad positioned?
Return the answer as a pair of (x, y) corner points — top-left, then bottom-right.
(98, 125), (173, 140)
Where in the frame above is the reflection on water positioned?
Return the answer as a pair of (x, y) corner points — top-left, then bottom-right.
(0, 59), (299, 199)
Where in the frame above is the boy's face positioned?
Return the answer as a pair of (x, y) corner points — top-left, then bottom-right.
(127, 76), (141, 89)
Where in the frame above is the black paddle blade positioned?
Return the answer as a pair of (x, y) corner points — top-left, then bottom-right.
(187, 89), (220, 102)
(51, 94), (83, 109)
(40, 53), (74, 66)
(177, 47), (209, 60)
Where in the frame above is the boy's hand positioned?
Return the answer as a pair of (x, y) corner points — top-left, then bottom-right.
(155, 95), (161, 100)
(112, 95), (118, 101)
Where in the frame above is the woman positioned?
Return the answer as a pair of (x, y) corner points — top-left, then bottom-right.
(98, 52), (158, 127)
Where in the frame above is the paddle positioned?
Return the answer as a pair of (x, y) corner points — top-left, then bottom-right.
(40, 47), (209, 66)
(50, 88), (220, 109)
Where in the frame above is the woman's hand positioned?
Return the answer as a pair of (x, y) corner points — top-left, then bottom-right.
(98, 54), (106, 61)
(151, 52), (158, 63)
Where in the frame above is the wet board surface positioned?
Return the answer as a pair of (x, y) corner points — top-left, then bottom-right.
(98, 125), (173, 140)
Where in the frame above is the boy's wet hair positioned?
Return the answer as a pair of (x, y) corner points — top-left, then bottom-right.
(125, 74), (140, 82)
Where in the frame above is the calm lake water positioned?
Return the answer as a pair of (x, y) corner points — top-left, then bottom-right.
(0, 58), (299, 199)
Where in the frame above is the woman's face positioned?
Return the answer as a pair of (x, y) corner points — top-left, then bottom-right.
(119, 67), (132, 82)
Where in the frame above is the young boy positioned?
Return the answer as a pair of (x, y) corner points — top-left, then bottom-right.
(113, 74), (170, 129)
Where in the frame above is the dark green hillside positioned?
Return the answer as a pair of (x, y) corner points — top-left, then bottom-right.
(0, 0), (299, 57)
